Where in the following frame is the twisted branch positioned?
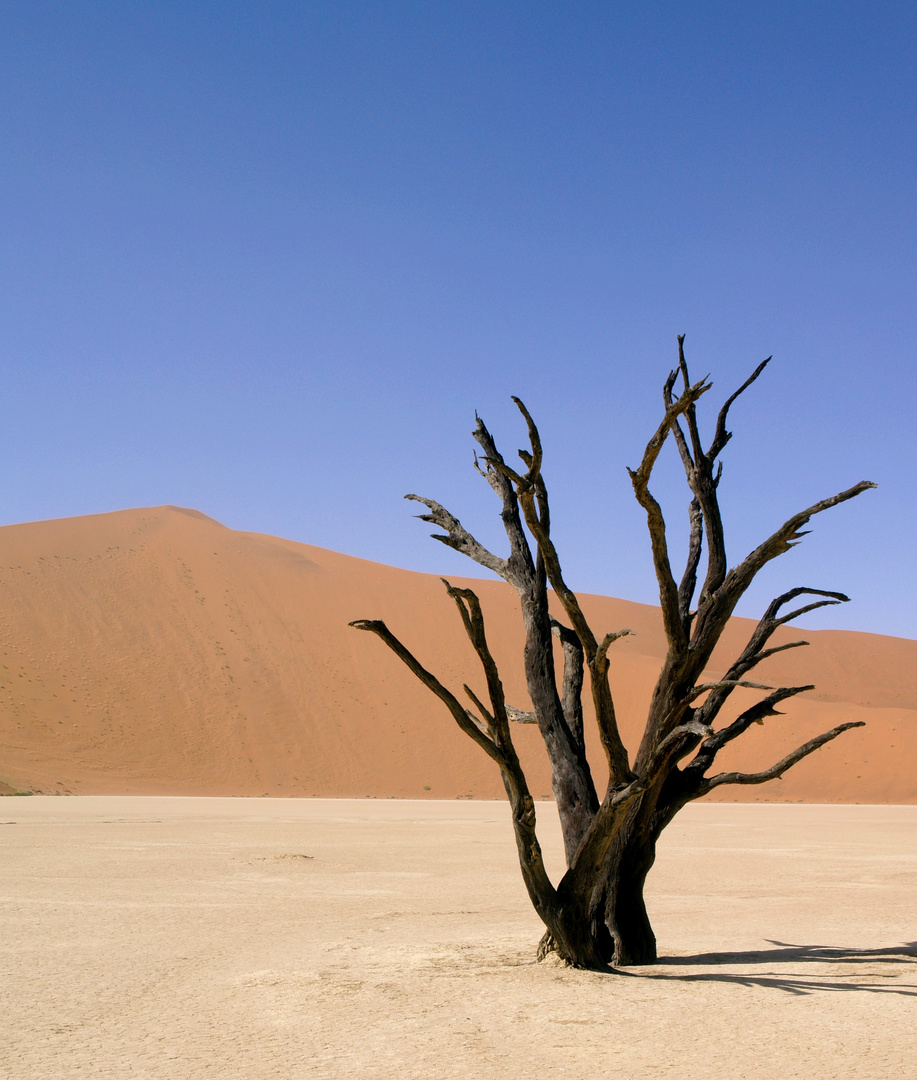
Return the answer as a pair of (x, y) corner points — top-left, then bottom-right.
(405, 495), (507, 578)
(351, 586), (562, 933)
(695, 587), (851, 729)
(686, 684), (817, 783)
(491, 396), (635, 783)
(696, 722), (866, 794)
(349, 618), (503, 764)
(705, 484), (877, 640)
(628, 373), (713, 652)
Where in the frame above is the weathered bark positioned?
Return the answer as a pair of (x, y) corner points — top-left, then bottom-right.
(351, 337), (876, 970)
(605, 854), (657, 966)
(406, 415), (600, 862)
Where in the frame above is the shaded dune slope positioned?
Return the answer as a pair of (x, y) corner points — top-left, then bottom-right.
(0, 506), (913, 801)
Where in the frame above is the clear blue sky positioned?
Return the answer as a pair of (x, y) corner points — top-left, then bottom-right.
(1, 2), (914, 638)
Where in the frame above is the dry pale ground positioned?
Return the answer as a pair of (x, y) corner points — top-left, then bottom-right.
(1, 797), (914, 1080)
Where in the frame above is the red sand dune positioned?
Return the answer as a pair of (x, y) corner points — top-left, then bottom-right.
(0, 505), (913, 801)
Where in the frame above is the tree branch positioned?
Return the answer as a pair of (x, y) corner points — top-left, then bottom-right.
(648, 680), (773, 758)
(498, 397), (634, 783)
(352, 595), (563, 936)
(677, 497), (703, 627)
(694, 587), (850, 729)
(510, 395), (543, 482)
(689, 684), (816, 780)
(462, 684), (495, 734)
(506, 705), (538, 724)
(718, 483), (877, 617)
(676, 335), (706, 465)
(628, 373), (712, 653)
(708, 356), (771, 461)
(405, 494), (508, 578)
(441, 581), (516, 749)
(410, 414), (600, 855)
(596, 628), (635, 663)
(747, 640), (810, 664)
(646, 718), (714, 771)
(695, 722), (866, 794)
(470, 415), (539, 584)
(551, 620), (586, 751)
(349, 618), (504, 764)
(665, 347), (775, 632)
(775, 598), (848, 625)
(672, 340), (771, 606)
(663, 364), (695, 475)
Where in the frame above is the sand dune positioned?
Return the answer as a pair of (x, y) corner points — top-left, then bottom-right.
(0, 505), (913, 801)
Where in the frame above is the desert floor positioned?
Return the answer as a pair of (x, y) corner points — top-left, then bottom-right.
(2, 798), (914, 1079)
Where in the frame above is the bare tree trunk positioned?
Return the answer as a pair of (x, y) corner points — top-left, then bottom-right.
(538, 812), (658, 968)
(602, 826), (658, 965)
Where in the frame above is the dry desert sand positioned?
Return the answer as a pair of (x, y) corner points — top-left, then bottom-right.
(2, 507), (916, 1077)
(0, 505), (914, 802)
(1, 796), (915, 1080)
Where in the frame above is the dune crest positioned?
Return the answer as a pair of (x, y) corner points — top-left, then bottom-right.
(0, 506), (913, 801)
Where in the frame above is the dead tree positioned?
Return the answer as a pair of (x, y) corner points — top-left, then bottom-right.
(351, 338), (875, 970)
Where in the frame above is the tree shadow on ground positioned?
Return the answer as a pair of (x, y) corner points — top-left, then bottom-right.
(618, 941), (917, 996)
(660, 940), (917, 966)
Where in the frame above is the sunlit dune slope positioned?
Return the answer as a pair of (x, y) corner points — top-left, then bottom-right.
(0, 506), (913, 801)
